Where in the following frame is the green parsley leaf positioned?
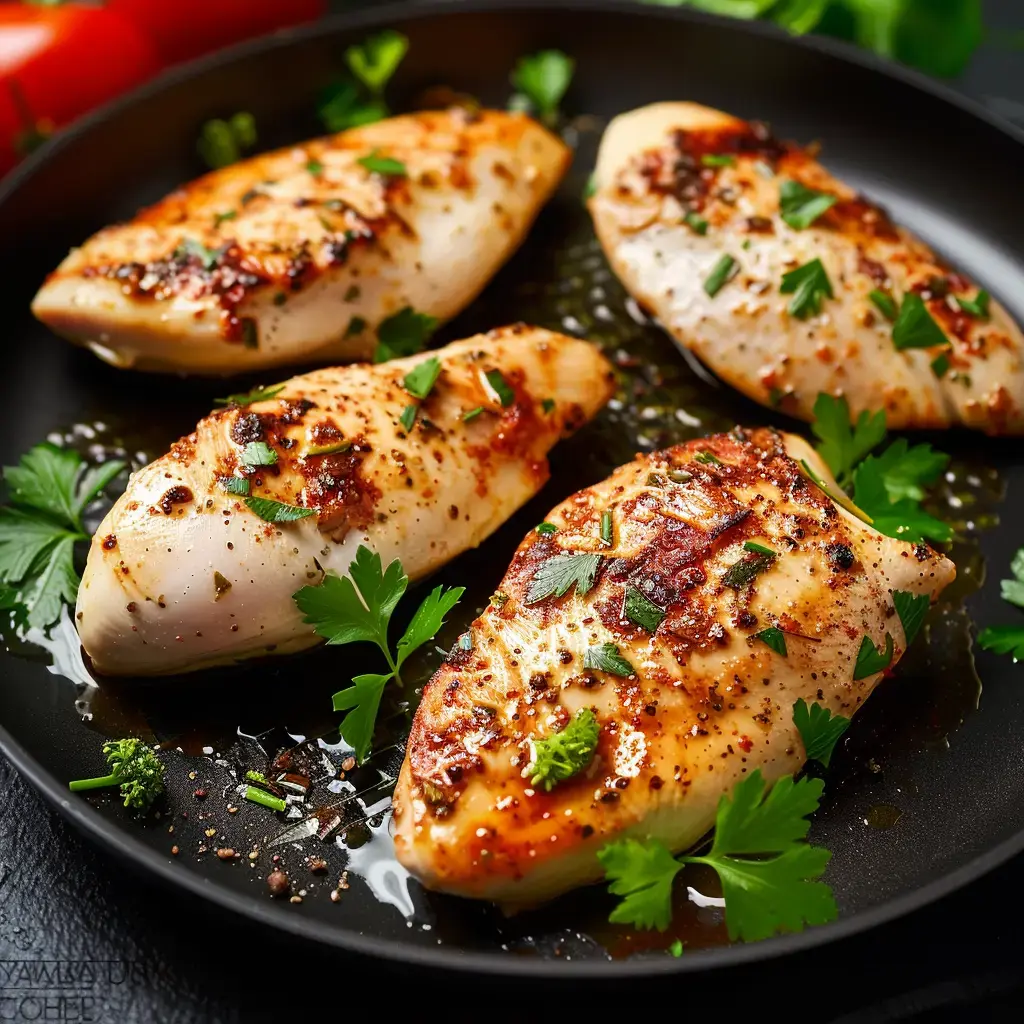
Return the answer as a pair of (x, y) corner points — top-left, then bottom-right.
(954, 289), (990, 319)
(318, 81), (388, 133)
(978, 625), (1024, 662)
(306, 158), (324, 175)
(869, 289), (898, 321)
(510, 49), (574, 123)
(541, 398), (556, 414)
(893, 589), (931, 646)
(744, 540), (777, 557)
(861, 439), (949, 504)
(222, 477), (250, 496)
(998, 548), (1024, 608)
(305, 440), (352, 457)
(704, 253), (739, 297)
(810, 392), (887, 488)
(754, 627), (787, 656)
(525, 551), (602, 604)
(793, 698), (850, 768)
(197, 112), (257, 170)
(584, 643), (634, 678)
(399, 405), (417, 432)
(332, 672), (393, 764)
(779, 179), (837, 229)
(527, 707), (599, 792)
(722, 549), (776, 589)
(484, 369), (515, 408)
(345, 315), (367, 339)
(346, 30), (408, 95)
(892, 293), (948, 350)
(374, 307), (439, 363)
(358, 149), (407, 177)
(623, 585), (665, 633)
(702, 154), (736, 167)
(931, 352), (950, 378)
(395, 582), (465, 669)
(853, 632), (894, 680)
(403, 356), (442, 400)
(243, 497), (315, 523)
(214, 209), (237, 227)
(694, 450), (721, 466)
(669, 939), (684, 957)
(598, 837), (683, 932)
(536, 522), (558, 535)
(684, 210), (709, 235)
(780, 258), (833, 319)
(851, 449), (952, 544)
(462, 406), (484, 423)
(239, 441), (277, 468)
(215, 384), (285, 407)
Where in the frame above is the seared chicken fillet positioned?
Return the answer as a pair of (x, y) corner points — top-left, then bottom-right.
(394, 428), (955, 905)
(34, 111), (569, 375)
(590, 102), (1024, 434)
(76, 327), (615, 676)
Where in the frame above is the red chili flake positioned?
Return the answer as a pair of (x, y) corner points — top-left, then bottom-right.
(737, 735), (753, 753)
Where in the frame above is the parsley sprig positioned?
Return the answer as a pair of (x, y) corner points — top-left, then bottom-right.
(374, 307), (439, 363)
(293, 546), (463, 762)
(197, 112), (257, 170)
(978, 547), (1024, 661)
(598, 770), (836, 940)
(793, 699), (850, 768)
(318, 30), (408, 132)
(0, 444), (125, 630)
(509, 50), (574, 125)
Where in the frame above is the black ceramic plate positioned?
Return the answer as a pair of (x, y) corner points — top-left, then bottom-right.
(2, 0), (1024, 978)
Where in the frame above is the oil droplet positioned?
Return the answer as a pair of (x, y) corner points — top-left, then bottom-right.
(864, 804), (903, 830)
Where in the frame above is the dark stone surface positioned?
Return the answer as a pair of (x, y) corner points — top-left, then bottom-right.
(3, 2), (1024, 1020)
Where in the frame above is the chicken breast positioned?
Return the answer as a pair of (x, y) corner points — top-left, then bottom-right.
(76, 327), (615, 676)
(393, 427), (955, 906)
(33, 111), (569, 375)
(590, 102), (1024, 434)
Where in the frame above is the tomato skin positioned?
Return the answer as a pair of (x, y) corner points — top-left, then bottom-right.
(0, 3), (160, 174)
(108, 0), (327, 65)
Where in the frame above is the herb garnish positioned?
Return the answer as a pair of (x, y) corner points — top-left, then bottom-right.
(954, 289), (991, 319)
(509, 50), (574, 124)
(526, 708), (599, 791)
(399, 405), (418, 432)
(930, 353), (950, 379)
(584, 643), (634, 678)
(345, 316), (367, 339)
(810, 393), (885, 490)
(792, 699), (850, 768)
(779, 179), (837, 229)
(243, 497), (315, 523)
(536, 522), (558, 535)
(174, 237), (224, 271)
(526, 551), (602, 604)
(977, 548), (1024, 661)
(0, 444), (125, 630)
(294, 545), (463, 762)
(598, 770), (835, 939)
(306, 157), (324, 175)
(462, 407), (484, 423)
(318, 30), (408, 132)
(753, 627), (787, 656)
(684, 210), (709, 235)
(358, 150), (407, 177)
(403, 356), (442, 400)
(868, 289), (897, 321)
(222, 477), (250, 496)
(69, 738), (165, 811)
(239, 441), (277, 468)
(893, 589), (930, 647)
(374, 307), (439, 363)
(623, 585), (665, 633)
(723, 548), (776, 589)
(704, 254), (739, 297)
(694, 450), (721, 466)
(853, 632), (894, 680)
(215, 384), (285, 407)
(701, 154), (736, 167)
(484, 369), (515, 408)
(892, 293), (948, 351)
(600, 510), (613, 547)
(198, 112), (257, 170)
(781, 258), (833, 319)
(214, 210), (237, 227)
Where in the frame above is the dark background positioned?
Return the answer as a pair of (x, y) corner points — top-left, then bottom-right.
(3, 2), (1024, 1020)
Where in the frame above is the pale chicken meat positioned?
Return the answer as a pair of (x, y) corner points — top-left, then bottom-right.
(33, 110), (569, 375)
(393, 427), (955, 906)
(76, 327), (615, 676)
(590, 102), (1024, 434)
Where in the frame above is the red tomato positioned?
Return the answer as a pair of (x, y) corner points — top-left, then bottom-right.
(109, 0), (326, 65)
(0, 3), (159, 174)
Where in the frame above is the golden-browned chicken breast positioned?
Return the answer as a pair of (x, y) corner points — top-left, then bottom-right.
(590, 102), (1024, 434)
(33, 111), (569, 375)
(393, 427), (955, 906)
(76, 326), (615, 676)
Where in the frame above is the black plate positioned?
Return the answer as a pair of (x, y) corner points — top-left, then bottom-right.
(3, 0), (1024, 977)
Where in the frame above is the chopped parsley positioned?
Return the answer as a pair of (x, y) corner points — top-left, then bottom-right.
(403, 356), (442, 400)
(306, 157), (324, 175)
(239, 441), (277, 468)
(305, 440), (352, 457)
(701, 154), (736, 167)
(780, 258), (833, 319)
(868, 289), (897, 322)
(853, 632), (894, 680)
(347, 29), (409, 94)
(358, 150), (407, 177)
(977, 549), (1024, 662)
(215, 384), (285, 407)
(243, 497), (315, 523)
(792, 699), (851, 768)
(374, 307), (439, 363)
(598, 770), (835, 939)
(214, 210), (237, 227)
(722, 548), (776, 589)
(541, 398), (556, 414)
(930, 353), (950, 378)
(197, 112), (257, 170)
(222, 476), (250, 496)
(345, 316), (367, 339)
(778, 179), (837, 230)
(954, 289), (990, 320)
(399, 404), (418, 432)
(744, 540), (777, 557)
(684, 210), (709, 235)
(891, 293), (948, 350)
(317, 31), (407, 132)
(600, 510), (613, 546)
(484, 369), (515, 408)
(893, 589), (931, 647)
(694, 450), (721, 466)
(525, 551), (602, 604)
(623, 585), (665, 633)
(536, 522), (558, 535)
(584, 643), (634, 678)
(509, 49), (574, 124)
(753, 627), (787, 656)
(526, 708), (599, 791)
(462, 406), (484, 423)
(704, 254), (739, 297)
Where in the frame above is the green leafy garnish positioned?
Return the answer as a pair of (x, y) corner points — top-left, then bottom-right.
(669, 939), (684, 957)
(214, 209), (237, 227)
(462, 407), (484, 423)
(930, 353), (950, 378)
(684, 210), (709, 235)
(198, 112), (257, 170)
(306, 157), (324, 175)
(853, 632), (894, 680)
(484, 369), (515, 408)
(358, 150), (407, 177)
(215, 384), (285, 407)
(753, 627), (787, 656)
(68, 738), (165, 812)
(978, 625), (1024, 662)
(792, 699), (850, 768)
(222, 476), (250, 496)
(243, 497), (315, 523)
(509, 50), (574, 124)
(599, 770), (835, 940)
(536, 522), (558, 535)
(347, 29), (409, 92)
(954, 289), (990, 319)
(810, 393), (886, 489)
(526, 708), (600, 791)
(892, 293), (948, 351)
(403, 357), (442, 400)
(723, 549), (776, 589)
(0, 444), (125, 630)
(374, 307), (439, 363)
(623, 585), (665, 633)
(600, 510), (613, 546)
(526, 551), (602, 604)
(399, 405), (418, 432)
(704, 254), (739, 297)
(294, 545), (463, 762)
(893, 589), (931, 646)
(244, 786), (287, 813)
(694, 450), (721, 466)
(744, 541), (777, 557)
(239, 441), (277, 468)
(779, 179), (837, 229)
(318, 31), (408, 132)
(702, 154), (736, 167)
(868, 289), (897, 321)
(318, 81), (388, 133)
(780, 258), (833, 319)
(584, 643), (634, 678)
(174, 237), (224, 271)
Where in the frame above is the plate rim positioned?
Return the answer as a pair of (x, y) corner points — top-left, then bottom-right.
(3, 0), (1024, 977)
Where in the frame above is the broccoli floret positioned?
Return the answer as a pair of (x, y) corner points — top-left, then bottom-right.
(69, 738), (165, 811)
